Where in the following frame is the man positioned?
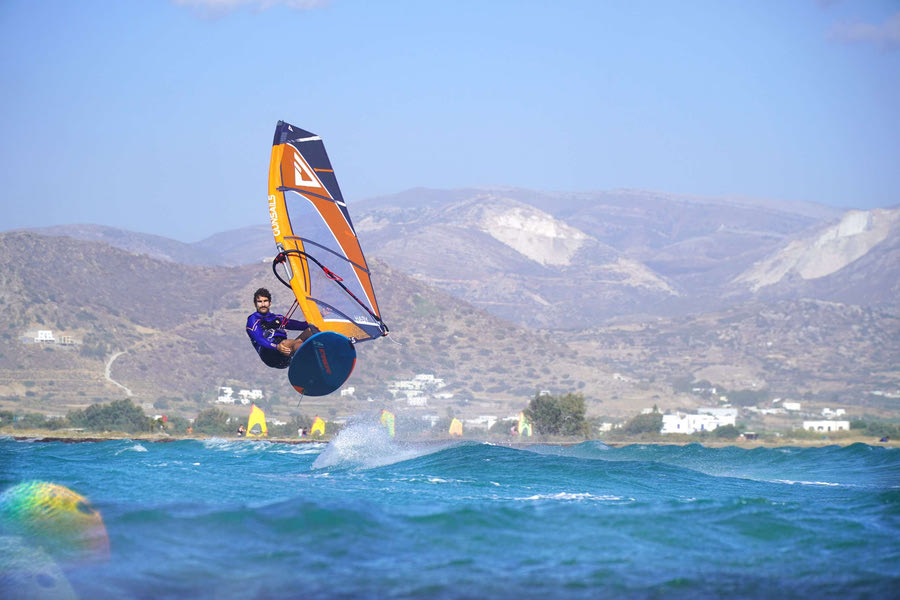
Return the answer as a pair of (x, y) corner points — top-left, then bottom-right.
(246, 287), (319, 369)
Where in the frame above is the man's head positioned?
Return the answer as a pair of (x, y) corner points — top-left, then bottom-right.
(253, 288), (272, 315)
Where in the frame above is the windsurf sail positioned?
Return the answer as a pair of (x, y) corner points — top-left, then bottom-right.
(380, 409), (395, 438)
(310, 416), (326, 437)
(449, 418), (463, 437)
(268, 121), (388, 342)
(247, 404), (267, 437)
(517, 412), (533, 436)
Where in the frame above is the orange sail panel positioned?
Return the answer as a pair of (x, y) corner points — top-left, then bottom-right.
(268, 121), (387, 342)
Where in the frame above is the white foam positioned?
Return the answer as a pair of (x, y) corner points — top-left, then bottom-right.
(312, 418), (452, 471)
(515, 492), (626, 502)
(115, 443), (147, 454)
(774, 479), (845, 487)
(272, 443), (326, 456)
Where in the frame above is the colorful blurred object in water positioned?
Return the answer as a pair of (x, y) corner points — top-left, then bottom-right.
(0, 481), (109, 564)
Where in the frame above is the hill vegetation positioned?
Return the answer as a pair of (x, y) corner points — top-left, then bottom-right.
(1, 209), (898, 431)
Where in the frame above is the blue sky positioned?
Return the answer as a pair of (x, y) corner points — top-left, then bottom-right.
(1, 0), (898, 242)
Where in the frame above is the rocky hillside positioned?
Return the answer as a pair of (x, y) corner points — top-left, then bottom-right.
(0, 232), (655, 421)
(1, 230), (898, 425)
(20, 224), (223, 266)
(18, 187), (859, 329)
(351, 187), (849, 327)
(572, 299), (900, 409)
(731, 208), (900, 305)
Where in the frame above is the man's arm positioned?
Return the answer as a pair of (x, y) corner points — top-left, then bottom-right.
(246, 316), (279, 350)
(281, 318), (310, 331)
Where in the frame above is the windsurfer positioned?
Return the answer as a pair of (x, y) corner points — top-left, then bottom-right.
(246, 287), (318, 368)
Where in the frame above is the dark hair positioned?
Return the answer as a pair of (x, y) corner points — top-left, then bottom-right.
(254, 287), (271, 302)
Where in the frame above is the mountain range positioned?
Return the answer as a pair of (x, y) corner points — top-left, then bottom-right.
(6, 187), (899, 422)
(25, 188), (898, 327)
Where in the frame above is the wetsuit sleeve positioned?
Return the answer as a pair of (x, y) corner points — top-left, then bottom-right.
(246, 315), (279, 350)
(282, 318), (310, 331)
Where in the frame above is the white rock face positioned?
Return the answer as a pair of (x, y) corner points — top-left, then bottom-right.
(604, 258), (680, 295)
(735, 208), (900, 291)
(478, 204), (588, 266)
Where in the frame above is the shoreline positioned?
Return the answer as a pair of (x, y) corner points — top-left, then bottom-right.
(2, 430), (895, 448)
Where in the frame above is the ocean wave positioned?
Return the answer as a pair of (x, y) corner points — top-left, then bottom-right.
(773, 479), (848, 487)
(5, 435), (898, 600)
(270, 442), (326, 456)
(312, 420), (456, 471)
(514, 492), (628, 502)
(113, 443), (147, 455)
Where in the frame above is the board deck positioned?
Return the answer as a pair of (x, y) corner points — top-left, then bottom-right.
(287, 332), (357, 396)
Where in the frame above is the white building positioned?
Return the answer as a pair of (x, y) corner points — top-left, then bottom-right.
(237, 389), (263, 405)
(697, 407), (737, 426)
(421, 415), (441, 427)
(216, 387), (262, 405)
(783, 402), (802, 412)
(413, 374), (446, 388)
(821, 408), (846, 417)
(406, 396), (428, 407)
(465, 415), (498, 431)
(748, 406), (786, 415)
(388, 373), (449, 406)
(803, 420), (850, 432)
(661, 412), (726, 435)
(35, 330), (56, 343)
(340, 387), (356, 397)
(391, 380), (419, 392)
(21, 329), (80, 345)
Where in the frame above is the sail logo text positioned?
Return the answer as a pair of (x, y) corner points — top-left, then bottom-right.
(268, 195), (280, 237)
(291, 149), (322, 189)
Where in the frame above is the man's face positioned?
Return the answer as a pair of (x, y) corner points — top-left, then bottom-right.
(254, 296), (271, 315)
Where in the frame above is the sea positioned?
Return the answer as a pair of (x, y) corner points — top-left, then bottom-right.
(1, 422), (898, 600)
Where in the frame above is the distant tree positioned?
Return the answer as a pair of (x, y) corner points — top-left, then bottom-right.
(192, 408), (230, 435)
(13, 413), (51, 430)
(623, 411), (663, 435)
(165, 415), (191, 434)
(489, 419), (517, 435)
(713, 424), (741, 439)
(525, 392), (588, 437)
(525, 394), (562, 434)
(79, 340), (110, 359)
(42, 416), (71, 430)
(727, 389), (769, 407)
(67, 399), (150, 433)
(858, 421), (899, 439)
